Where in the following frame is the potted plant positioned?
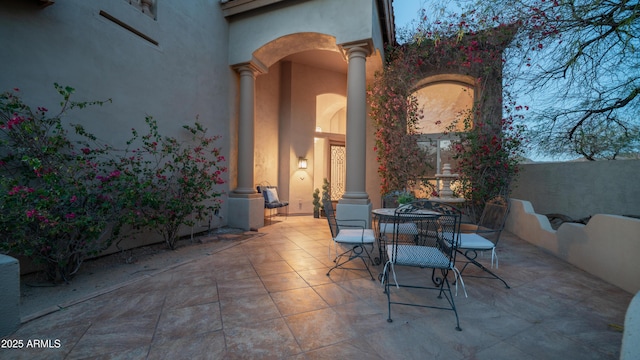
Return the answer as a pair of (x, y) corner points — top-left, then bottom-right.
(312, 188), (321, 218)
(397, 191), (414, 205)
(321, 178), (331, 217)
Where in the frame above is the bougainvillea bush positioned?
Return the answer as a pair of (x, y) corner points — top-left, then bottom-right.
(369, 9), (526, 221)
(0, 85), (227, 281)
(368, 48), (433, 195)
(107, 116), (227, 250)
(447, 105), (526, 221)
(0, 85), (115, 282)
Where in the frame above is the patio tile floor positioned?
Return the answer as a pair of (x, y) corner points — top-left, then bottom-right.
(3, 216), (632, 359)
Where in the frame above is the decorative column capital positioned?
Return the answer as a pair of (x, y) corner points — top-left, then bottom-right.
(232, 60), (268, 76)
(339, 40), (373, 59)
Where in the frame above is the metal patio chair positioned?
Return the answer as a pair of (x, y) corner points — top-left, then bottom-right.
(457, 195), (511, 288)
(323, 199), (376, 280)
(257, 184), (289, 225)
(382, 200), (464, 331)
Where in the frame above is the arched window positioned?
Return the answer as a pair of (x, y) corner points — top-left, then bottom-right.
(413, 76), (475, 183)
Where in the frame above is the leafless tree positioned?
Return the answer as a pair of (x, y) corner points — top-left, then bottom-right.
(467, 0), (640, 159)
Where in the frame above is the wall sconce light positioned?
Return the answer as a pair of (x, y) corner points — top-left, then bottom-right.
(298, 157), (308, 169)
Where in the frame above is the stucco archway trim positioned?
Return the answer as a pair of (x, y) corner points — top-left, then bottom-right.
(413, 74), (477, 92)
(412, 74), (479, 107)
(251, 32), (342, 69)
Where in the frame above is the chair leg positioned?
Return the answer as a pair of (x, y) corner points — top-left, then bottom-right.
(441, 275), (462, 331)
(458, 250), (510, 288)
(382, 264), (393, 322)
(385, 267), (462, 331)
(326, 244), (375, 280)
(360, 243), (376, 280)
(432, 270), (462, 331)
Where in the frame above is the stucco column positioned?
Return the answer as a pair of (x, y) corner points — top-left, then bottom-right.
(228, 63), (265, 230)
(342, 45), (370, 203)
(235, 65), (258, 195)
(337, 43), (372, 227)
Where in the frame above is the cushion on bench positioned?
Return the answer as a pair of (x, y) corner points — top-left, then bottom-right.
(257, 186), (289, 208)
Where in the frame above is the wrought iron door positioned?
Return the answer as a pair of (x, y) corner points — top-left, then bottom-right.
(330, 144), (345, 201)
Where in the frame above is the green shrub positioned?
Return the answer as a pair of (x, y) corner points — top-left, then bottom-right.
(107, 116), (227, 250)
(0, 85), (228, 281)
(0, 85), (114, 282)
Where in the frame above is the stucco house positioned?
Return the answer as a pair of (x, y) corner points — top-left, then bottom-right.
(2, 0), (639, 335)
(0, 0), (402, 231)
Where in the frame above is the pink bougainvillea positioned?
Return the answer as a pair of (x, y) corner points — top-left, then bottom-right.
(369, 10), (526, 220)
(1, 85), (228, 282)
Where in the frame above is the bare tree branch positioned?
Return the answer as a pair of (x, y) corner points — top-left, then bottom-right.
(469, 0), (640, 159)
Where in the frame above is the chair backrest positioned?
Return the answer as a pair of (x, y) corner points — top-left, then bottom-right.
(257, 185), (282, 205)
(392, 200), (461, 262)
(382, 191), (400, 208)
(397, 199), (461, 214)
(322, 198), (339, 238)
(476, 196), (510, 242)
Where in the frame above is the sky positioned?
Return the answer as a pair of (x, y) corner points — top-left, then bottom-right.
(393, 0), (425, 31)
(392, 0), (462, 37)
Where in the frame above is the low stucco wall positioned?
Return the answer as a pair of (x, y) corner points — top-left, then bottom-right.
(511, 159), (640, 220)
(505, 199), (640, 294)
(621, 291), (640, 360)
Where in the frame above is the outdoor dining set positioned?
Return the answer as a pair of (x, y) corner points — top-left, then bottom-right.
(322, 195), (511, 331)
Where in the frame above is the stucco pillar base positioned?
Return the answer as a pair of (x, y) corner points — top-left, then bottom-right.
(0, 254), (20, 337)
(341, 192), (370, 202)
(227, 194), (264, 230)
(336, 201), (373, 228)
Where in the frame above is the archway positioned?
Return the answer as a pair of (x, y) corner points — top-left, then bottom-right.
(250, 32), (350, 216)
(314, 93), (347, 201)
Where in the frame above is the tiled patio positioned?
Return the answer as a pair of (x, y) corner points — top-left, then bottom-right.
(4, 216), (632, 359)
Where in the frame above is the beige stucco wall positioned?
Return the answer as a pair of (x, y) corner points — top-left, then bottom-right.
(228, 0), (380, 66)
(230, 0), (388, 218)
(255, 62), (281, 186)
(0, 0), (233, 229)
(1, 1), (233, 145)
(505, 199), (640, 294)
(511, 159), (640, 220)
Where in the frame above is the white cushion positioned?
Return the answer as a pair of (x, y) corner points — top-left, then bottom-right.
(379, 222), (418, 235)
(458, 233), (494, 250)
(335, 228), (375, 244)
(265, 188), (280, 203)
(386, 244), (450, 268)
